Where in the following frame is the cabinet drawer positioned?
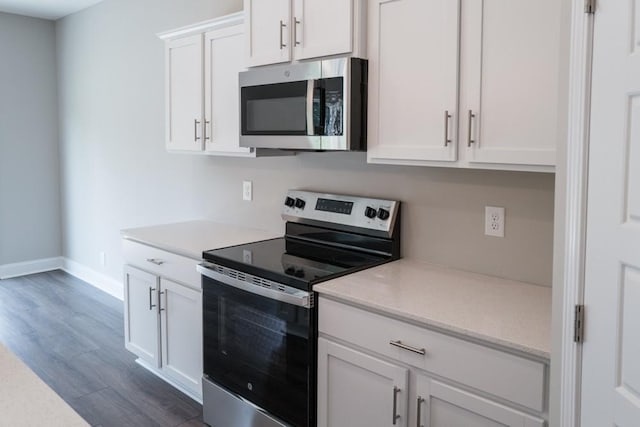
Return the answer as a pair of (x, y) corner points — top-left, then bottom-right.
(122, 239), (201, 290)
(318, 297), (545, 412)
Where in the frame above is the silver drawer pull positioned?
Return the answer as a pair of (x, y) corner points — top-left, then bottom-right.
(390, 340), (426, 355)
(392, 386), (400, 425)
(416, 396), (425, 427)
(146, 258), (165, 266)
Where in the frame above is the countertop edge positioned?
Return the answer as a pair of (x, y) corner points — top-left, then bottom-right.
(314, 287), (551, 361)
(121, 234), (202, 260)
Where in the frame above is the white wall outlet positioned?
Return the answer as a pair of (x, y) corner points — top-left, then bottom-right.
(243, 180), (253, 201)
(100, 251), (106, 267)
(485, 206), (505, 237)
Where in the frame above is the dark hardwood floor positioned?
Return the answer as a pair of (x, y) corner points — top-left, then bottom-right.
(0, 270), (205, 427)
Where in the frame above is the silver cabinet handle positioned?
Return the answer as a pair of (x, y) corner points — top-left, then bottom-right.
(146, 258), (165, 266)
(392, 386), (401, 425)
(444, 110), (452, 146)
(159, 291), (166, 312)
(194, 119), (201, 141)
(416, 396), (425, 427)
(279, 20), (287, 49)
(294, 18), (301, 46)
(467, 110), (476, 147)
(204, 120), (211, 141)
(148, 287), (156, 310)
(390, 340), (426, 355)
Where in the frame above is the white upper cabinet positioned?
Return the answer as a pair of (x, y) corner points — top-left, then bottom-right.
(165, 35), (204, 152)
(159, 13), (256, 157)
(204, 25), (252, 156)
(293, 0), (353, 61)
(367, 0), (460, 164)
(245, 0), (366, 67)
(461, 0), (561, 169)
(245, 0), (291, 67)
(368, 0), (565, 172)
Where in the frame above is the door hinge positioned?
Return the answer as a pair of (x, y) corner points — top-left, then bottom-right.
(574, 304), (585, 343)
(585, 0), (596, 14)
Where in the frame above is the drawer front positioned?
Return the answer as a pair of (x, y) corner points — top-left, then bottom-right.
(122, 239), (201, 290)
(318, 297), (546, 412)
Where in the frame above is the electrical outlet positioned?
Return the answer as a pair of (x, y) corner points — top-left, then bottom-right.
(485, 206), (505, 237)
(243, 181), (253, 201)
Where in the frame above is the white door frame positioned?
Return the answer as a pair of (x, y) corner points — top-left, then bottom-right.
(556, 0), (595, 426)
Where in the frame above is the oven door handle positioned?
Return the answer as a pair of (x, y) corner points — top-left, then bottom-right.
(197, 264), (313, 309)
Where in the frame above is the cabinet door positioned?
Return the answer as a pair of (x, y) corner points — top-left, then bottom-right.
(415, 375), (544, 427)
(165, 34), (204, 152)
(293, 0), (353, 60)
(124, 266), (160, 368)
(461, 0), (561, 168)
(160, 278), (203, 398)
(245, 0), (291, 67)
(317, 338), (409, 427)
(204, 25), (253, 156)
(367, 0), (460, 165)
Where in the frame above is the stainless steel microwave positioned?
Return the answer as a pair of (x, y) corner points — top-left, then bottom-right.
(239, 58), (367, 151)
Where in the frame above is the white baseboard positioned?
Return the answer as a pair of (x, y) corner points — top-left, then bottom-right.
(62, 258), (124, 301)
(0, 257), (64, 279)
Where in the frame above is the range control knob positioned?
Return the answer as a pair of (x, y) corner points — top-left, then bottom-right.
(365, 206), (377, 219)
(295, 198), (306, 209)
(284, 197), (295, 207)
(377, 208), (390, 221)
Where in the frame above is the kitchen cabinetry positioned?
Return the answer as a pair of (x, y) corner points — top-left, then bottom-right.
(159, 13), (254, 157)
(367, 0), (564, 172)
(123, 240), (203, 401)
(244, 0), (366, 67)
(317, 338), (408, 427)
(317, 296), (548, 427)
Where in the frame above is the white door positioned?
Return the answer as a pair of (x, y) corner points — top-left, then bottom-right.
(581, 0), (640, 425)
(165, 34), (204, 152)
(293, 0), (352, 60)
(367, 0), (459, 165)
(160, 278), (203, 398)
(204, 25), (252, 156)
(245, 0), (291, 67)
(415, 375), (543, 427)
(461, 0), (561, 168)
(317, 338), (409, 427)
(123, 266), (160, 368)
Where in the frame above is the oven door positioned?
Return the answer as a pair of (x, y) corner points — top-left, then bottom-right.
(198, 263), (314, 427)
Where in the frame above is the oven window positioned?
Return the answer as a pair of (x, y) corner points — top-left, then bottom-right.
(241, 81), (308, 135)
(203, 276), (311, 427)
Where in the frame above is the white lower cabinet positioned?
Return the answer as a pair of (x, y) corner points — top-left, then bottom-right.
(318, 296), (547, 427)
(416, 375), (544, 427)
(317, 338), (409, 427)
(123, 241), (203, 400)
(159, 278), (202, 396)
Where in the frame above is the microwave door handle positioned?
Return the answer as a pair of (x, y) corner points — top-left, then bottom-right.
(306, 80), (315, 136)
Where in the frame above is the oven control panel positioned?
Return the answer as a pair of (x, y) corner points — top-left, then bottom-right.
(281, 190), (399, 236)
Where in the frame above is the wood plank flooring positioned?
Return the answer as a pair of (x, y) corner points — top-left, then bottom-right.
(0, 270), (205, 427)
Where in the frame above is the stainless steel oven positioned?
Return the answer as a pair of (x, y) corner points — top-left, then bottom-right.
(199, 263), (314, 427)
(239, 58), (367, 151)
(199, 190), (401, 427)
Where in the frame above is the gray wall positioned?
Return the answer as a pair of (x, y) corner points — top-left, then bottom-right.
(0, 13), (61, 265)
(56, 0), (555, 287)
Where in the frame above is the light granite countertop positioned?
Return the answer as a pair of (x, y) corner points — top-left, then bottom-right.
(121, 220), (280, 259)
(314, 258), (552, 360)
(0, 343), (88, 427)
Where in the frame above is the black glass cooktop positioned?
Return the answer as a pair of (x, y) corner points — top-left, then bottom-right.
(203, 237), (389, 291)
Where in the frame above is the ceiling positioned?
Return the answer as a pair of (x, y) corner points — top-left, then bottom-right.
(0, 0), (104, 20)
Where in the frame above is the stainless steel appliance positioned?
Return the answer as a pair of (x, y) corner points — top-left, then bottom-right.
(198, 190), (401, 427)
(239, 58), (368, 151)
